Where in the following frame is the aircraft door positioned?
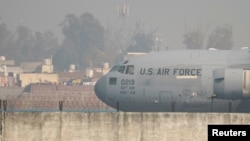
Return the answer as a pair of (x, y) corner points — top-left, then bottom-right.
(159, 91), (174, 111)
(159, 91), (173, 103)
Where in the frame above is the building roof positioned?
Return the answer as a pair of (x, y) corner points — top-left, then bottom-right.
(20, 62), (42, 73)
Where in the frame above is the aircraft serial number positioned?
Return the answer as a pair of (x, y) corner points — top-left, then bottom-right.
(121, 79), (135, 85)
(120, 79), (136, 95)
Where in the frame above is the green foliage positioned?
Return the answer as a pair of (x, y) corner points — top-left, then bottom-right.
(0, 24), (58, 65)
(126, 32), (155, 52)
(183, 25), (233, 50)
(0, 12), (159, 71)
(206, 24), (233, 50)
(53, 13), (106, 70)
(183, 29), (204, 49)
(2, 13), (234, 72)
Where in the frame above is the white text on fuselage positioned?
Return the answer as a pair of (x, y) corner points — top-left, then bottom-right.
(139, 68), (202, 76)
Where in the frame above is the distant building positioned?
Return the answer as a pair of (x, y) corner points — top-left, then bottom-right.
(0, 56), (15, 66)
(20, 62), (42, 73)
(6, 66), (23, 76)
(19, 73), (58, 87)
(58, 72), (84, 84)
(41, 58), (53, 73)
(58, 62), (110, 86)
(92, 62), (110, 75)
(68, 64), (77, 73)
(0, 56), (20, 87)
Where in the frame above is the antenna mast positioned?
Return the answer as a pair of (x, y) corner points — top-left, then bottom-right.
(117, 0), (130, 18)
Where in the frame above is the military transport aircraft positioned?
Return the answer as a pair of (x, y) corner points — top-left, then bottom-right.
(94, 48), (250, 112)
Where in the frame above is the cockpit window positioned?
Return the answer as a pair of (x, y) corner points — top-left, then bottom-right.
(118, 66), (125, 74)
(126, 65), (134, 75)
(110, 65), (134, 75)
(110, 65), (120, 72)
(123, 60), (129, 64)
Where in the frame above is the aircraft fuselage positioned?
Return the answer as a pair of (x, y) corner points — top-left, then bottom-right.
(95, 49), (250, 112)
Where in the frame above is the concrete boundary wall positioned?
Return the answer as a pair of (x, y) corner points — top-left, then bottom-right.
(0, 112), (249, 141)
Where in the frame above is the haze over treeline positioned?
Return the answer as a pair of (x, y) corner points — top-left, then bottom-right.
(0, 12), (234, 71)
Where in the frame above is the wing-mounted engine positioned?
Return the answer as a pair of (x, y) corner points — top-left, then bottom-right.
(213, 69), (250, 99)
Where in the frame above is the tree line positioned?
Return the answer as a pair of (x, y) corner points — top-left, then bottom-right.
(183, 24), (233, 50)
(0, 12), (233, 71)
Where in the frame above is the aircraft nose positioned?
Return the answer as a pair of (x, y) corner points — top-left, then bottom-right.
(94, 76), (107, 101)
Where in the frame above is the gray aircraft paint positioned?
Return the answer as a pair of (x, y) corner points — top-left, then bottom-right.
(95, 49), (250, 112)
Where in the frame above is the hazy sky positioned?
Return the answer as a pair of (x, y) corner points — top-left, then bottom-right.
(0, 0), (250, 49)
